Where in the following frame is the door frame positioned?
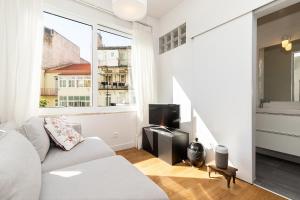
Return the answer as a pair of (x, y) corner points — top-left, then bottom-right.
(252, 0), (300, 183)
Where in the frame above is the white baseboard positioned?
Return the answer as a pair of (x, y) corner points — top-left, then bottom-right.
(111, 142), (136, 151)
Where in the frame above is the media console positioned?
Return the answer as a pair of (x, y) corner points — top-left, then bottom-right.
(142, 126), (189, 165)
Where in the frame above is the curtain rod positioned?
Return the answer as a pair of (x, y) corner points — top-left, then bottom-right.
(72, 0), (153, 29)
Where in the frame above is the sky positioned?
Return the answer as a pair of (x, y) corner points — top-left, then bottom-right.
(44, 12), (132, 62)
(99, 30), (132, 47)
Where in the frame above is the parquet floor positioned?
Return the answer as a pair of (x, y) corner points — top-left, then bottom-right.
(117, 148), (284, 200)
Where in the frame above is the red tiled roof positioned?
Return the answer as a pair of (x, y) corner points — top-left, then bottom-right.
(45, 63), (91, 75)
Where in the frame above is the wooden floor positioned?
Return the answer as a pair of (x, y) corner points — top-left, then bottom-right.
(117, 148), (284, 200)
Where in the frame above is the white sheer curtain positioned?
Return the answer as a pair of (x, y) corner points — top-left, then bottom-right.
(0, 0), (43, 128)
(132, 23), (156, 149)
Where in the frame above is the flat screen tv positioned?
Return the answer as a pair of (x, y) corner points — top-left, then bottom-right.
(149, 104), (180, 129)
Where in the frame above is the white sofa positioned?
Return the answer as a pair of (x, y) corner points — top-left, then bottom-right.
(0, 117), (169, 200)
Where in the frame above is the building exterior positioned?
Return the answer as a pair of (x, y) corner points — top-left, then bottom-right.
(97, 46), (133, 106)
(42, 28), (81, 68)
(41, 27), (91, 107)
(41, 27), (132, 108)
(41, 63), (91, 107)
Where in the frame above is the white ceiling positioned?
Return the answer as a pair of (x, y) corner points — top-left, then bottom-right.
(80, 0), (184, 18)
(147, 0), (184, 18)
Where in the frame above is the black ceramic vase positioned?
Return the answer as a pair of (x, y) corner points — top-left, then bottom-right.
(187, 138), (206, 167)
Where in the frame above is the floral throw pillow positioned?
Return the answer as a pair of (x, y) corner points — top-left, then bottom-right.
(44, 117), (83, 151)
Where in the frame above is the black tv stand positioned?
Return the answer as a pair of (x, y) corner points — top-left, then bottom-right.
(150, 126), (173, 133)
(142, 126), (189, 165)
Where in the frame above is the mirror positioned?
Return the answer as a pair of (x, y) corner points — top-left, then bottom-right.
(261, 40), (300, 102)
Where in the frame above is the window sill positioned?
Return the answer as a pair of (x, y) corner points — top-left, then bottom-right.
(39, 106), (137, 117)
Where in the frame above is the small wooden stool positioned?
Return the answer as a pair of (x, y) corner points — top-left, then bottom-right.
(206, 161), (238, 188)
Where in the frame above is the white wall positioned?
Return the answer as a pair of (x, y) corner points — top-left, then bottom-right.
(157, 0), (277, 183)
(188, 0), (274, 37)
(158, 0), (274, 38)
(67, 112), (137, 151)
(44, 0), (132, 33)
(191, 13), (255, 183)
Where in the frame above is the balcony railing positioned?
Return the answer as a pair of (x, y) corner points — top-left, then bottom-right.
(98, 82), (129, 90)
(41, 88), (58, 96)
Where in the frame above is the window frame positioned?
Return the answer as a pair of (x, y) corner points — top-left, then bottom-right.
(39, 8), (135, 116)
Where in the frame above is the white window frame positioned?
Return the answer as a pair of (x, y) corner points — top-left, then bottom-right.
(40, 6), (136, 116)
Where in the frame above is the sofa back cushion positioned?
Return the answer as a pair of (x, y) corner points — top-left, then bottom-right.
(0, 131), (41, 200)
(20, 117), (50, 162)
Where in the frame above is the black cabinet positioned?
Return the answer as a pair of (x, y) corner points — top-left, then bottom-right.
(142, 126), (189, 165)
(142, 127), (158, 157)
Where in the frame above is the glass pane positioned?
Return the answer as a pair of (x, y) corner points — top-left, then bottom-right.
(97, 30), (134, 107)
(40, 12), (92, 108)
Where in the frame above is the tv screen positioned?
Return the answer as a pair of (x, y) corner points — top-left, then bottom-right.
(149, 104), (180, 129)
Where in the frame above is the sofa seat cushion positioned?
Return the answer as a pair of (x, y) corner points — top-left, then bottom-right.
(0, 131), (41, 200)
(40, 156), (169, 200)
(42, 137), (115, 172)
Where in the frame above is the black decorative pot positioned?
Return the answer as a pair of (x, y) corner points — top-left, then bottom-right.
(187, 138), (206, 167)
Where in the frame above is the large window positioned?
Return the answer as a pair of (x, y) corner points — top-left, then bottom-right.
(40, 12), (134, 109)
(97, 30), (133, 107)
(40, 12), (92, 108)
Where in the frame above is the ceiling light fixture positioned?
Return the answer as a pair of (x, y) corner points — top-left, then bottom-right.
(112, 0), (147, 21)
(281, 39), (289, 48)
(285, 42), (292, 51)
(281, 35), (292, 51)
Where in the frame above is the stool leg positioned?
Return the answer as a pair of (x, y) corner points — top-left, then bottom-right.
(226, 176), (231, 188)
(233, 175), (236, 184)
(207, 167), (211, 178)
